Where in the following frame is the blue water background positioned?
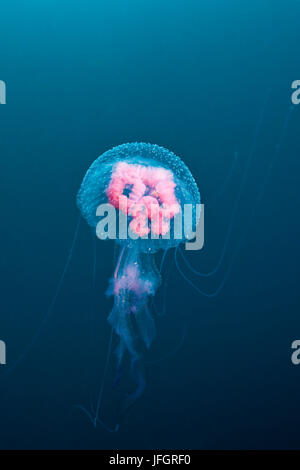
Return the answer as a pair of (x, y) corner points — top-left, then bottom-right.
(0, 0), (300, 449)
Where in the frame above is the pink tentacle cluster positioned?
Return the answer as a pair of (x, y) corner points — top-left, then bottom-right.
(114, 264), (153, 299)
(106, 162), (180, 237)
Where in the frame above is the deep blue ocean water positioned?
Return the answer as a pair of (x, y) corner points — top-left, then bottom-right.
(0, 0), (300, 449)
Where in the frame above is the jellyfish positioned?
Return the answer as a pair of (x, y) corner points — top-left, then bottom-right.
(76, 142), (200, 427)
(1, 95), (294, 431)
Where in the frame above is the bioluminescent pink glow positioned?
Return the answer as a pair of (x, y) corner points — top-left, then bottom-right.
(106, 162), (180, 237)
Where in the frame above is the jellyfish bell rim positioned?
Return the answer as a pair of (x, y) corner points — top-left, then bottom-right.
(77, 142), (200, 204)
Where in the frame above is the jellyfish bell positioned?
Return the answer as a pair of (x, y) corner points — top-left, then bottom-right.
(77, 142), (200, 251)
(77, 142), (200, 422)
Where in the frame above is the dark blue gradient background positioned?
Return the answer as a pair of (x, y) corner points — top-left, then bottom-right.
(0, 0), (300, 449)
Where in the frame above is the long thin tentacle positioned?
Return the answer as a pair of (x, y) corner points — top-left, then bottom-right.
(93, 327), (115, 427)
(179, 91), (271, 278)
(5, 215), (81, 374)
(176, 103), (295, 298)
(210, 151), (238, 207)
